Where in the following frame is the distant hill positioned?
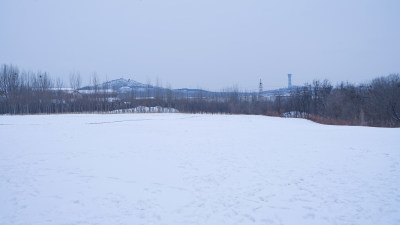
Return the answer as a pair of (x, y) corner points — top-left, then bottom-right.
(80, 78), (294, 97)
(260, 86), (301, 97)
(80, 78), (150, 91)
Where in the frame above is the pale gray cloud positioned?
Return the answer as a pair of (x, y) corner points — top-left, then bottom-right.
(1, 0), (399, 90)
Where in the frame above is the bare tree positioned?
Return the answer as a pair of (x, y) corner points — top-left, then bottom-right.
(368, 74), (400, 125)
(91, 72), (99, 94)
(69, 71), (81, 90)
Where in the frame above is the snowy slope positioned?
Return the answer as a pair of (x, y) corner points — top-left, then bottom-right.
(0, 114), (399, 225)
(80, 78), (149, 91)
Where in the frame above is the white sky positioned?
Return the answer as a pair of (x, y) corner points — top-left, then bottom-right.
(1, 0), (399, 90)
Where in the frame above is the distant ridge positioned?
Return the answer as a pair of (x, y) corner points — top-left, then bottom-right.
(80, 78), (294, 97)
(80, 78), (150, 91)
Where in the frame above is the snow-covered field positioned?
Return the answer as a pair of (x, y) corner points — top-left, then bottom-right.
(0, 113), (399, 225)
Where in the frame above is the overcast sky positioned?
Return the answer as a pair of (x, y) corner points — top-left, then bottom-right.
(1, 0), (399, 90)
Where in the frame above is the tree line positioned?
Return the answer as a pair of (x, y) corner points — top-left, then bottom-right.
(1, 64), (399, 127)
(285, 77), (400, 127)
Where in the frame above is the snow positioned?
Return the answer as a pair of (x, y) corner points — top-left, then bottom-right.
(0, 114), (399, 225)
(80, 78), (149, 91)
(111, 106), (179, 113)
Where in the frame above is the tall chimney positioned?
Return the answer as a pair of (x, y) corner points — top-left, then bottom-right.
(288, 74), (292, 89)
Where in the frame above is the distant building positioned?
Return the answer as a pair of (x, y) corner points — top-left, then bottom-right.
(288, 74), (292, 89)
